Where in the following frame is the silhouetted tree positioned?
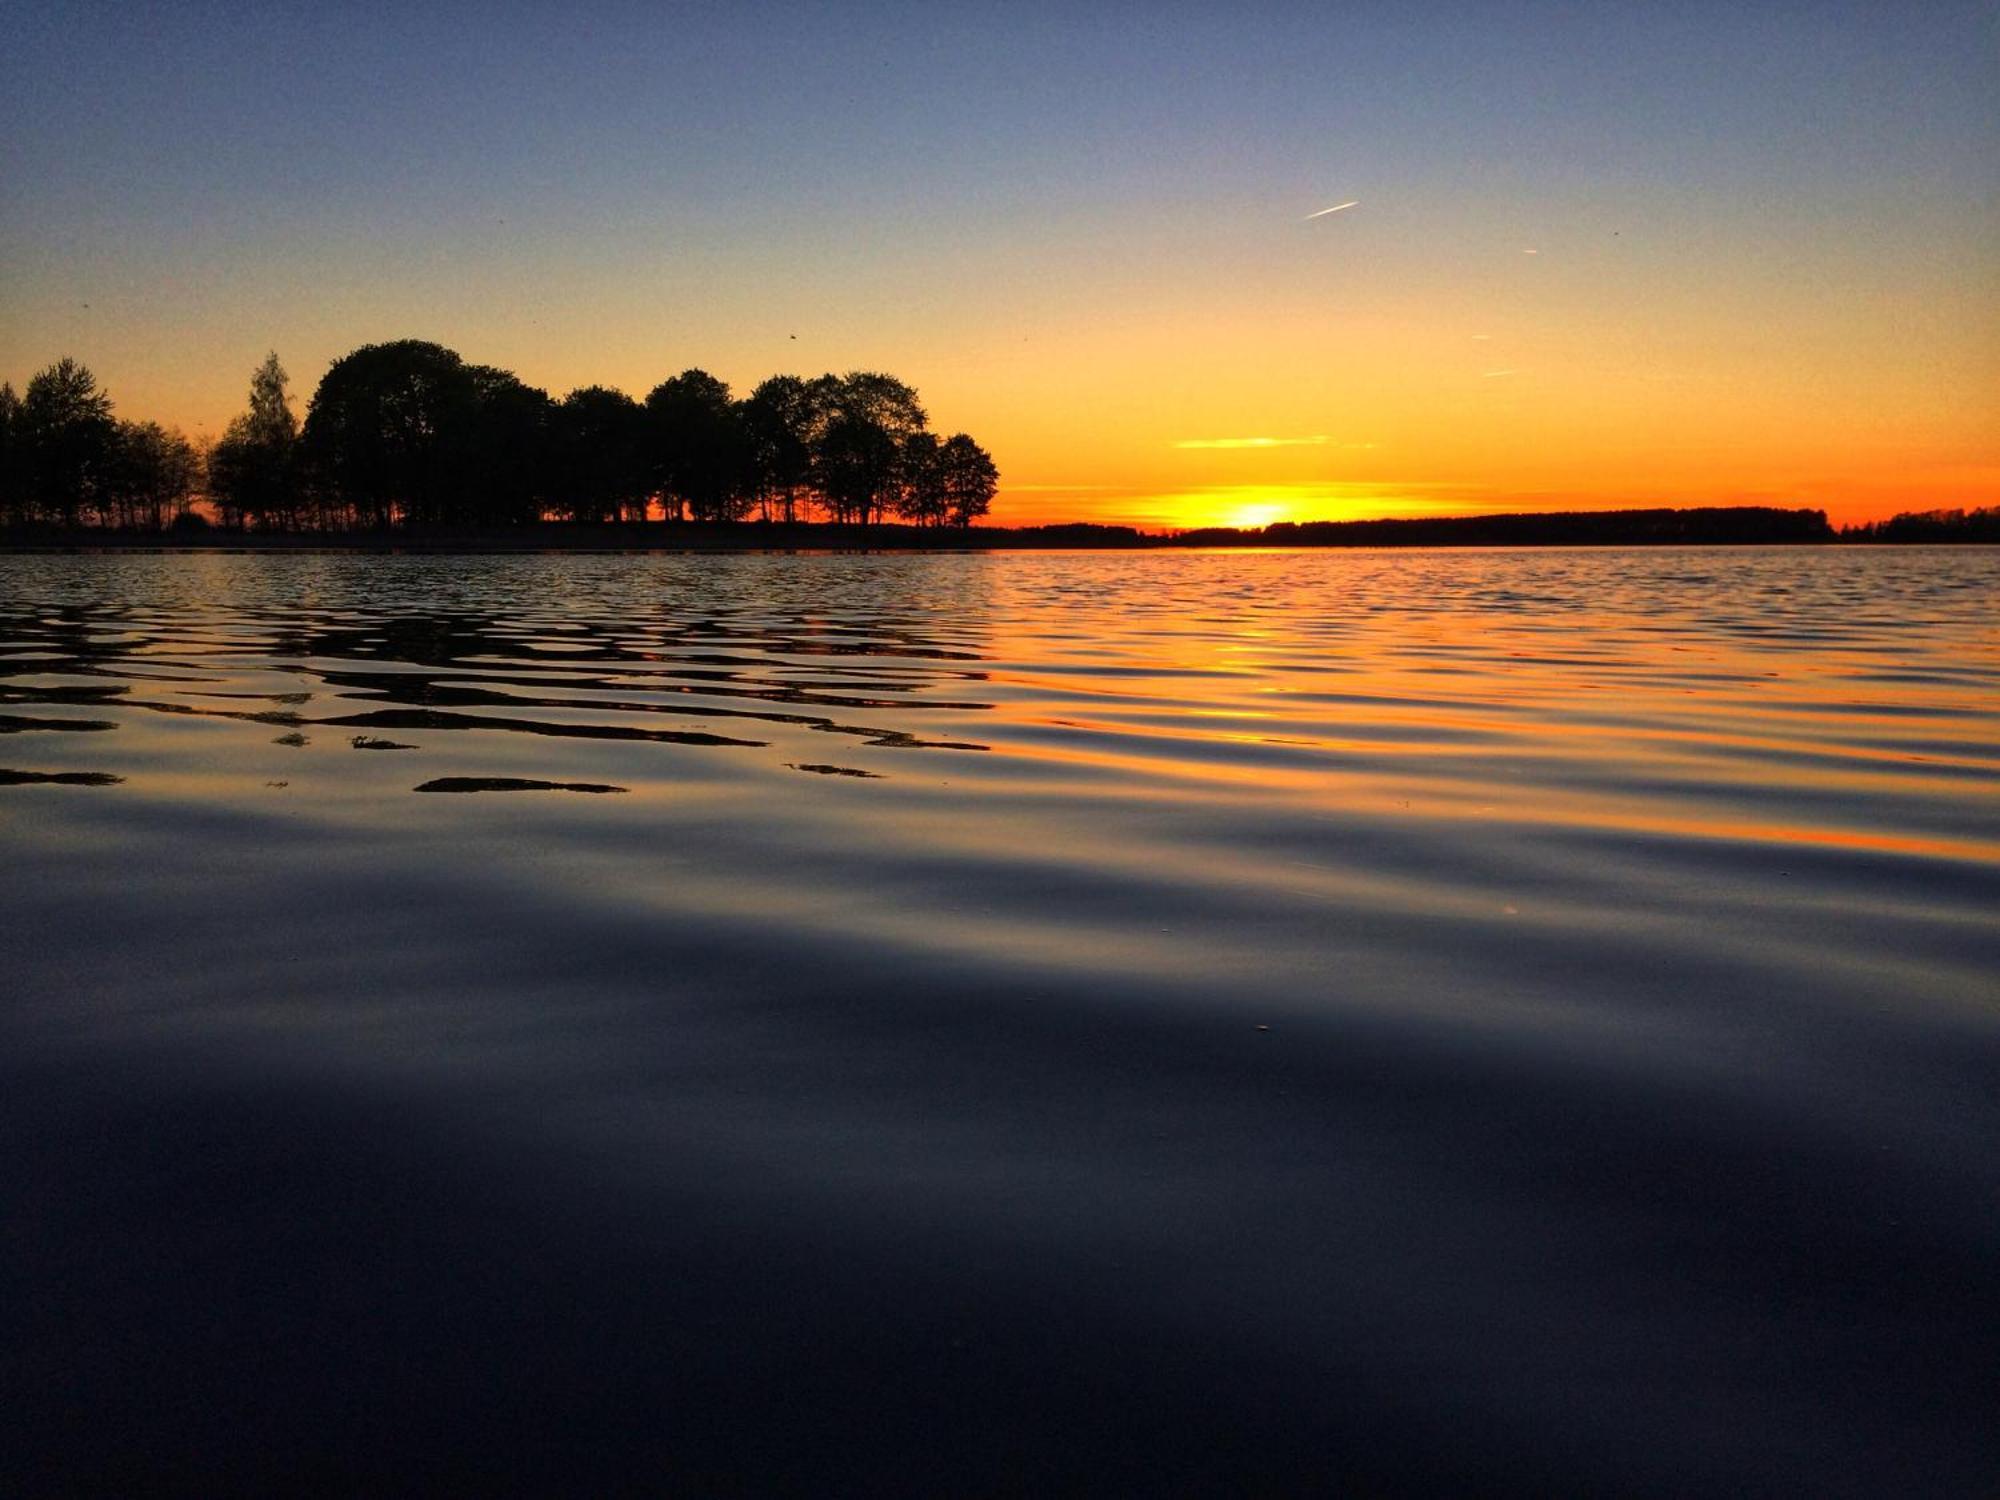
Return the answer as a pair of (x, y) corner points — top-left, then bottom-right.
(209, 352), (299, 528)
(811, 372), (926, 525)
(552, 386), (647, 523)
(17, 358), (116, 526)
(740, 374), (825, 523)
(1171, 507), (1835, 548)
(646, 370), (751, 523)
(102, 421), (202, 530)
(2, 342), (997, 533)
(814, 412), (898, 525)
(301, 340), (482, 528)
(937, 433), (997, 527)
(830, 371), (926, 441)
(896, 432), (946, 526)
(463, 366), (557, 526)
(0, 383), (20, 527)
(1842, 506), (2000, 543)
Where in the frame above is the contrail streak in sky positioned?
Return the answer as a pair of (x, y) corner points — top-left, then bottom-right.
(1305, 200), (1359, 219)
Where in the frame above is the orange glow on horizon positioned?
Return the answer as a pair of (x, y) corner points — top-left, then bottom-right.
(14, 219), (1992, 536)
(5, 4), (1992, 542)
(990, 471), (2000, 533)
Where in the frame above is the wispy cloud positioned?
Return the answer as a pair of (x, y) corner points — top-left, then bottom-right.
(1304, 200), (1359, 220)
(1175, 435), (1332, 450)
(1481, 369), (1518, 378)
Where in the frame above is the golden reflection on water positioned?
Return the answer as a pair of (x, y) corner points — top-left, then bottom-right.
(1, 550), (1995, 869)
(2, 547), (1994, 1041)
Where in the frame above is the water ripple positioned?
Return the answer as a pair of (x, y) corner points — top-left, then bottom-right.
(2, 546), (1997, 1494)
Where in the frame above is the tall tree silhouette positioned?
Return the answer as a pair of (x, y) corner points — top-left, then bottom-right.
(104, 421), (202, 530)
(896, 432), (946, 526)
(814, 372), (926, 524)
(937, 434), (997, 527)
(0, 383), (20, 528)
(302, 341), (481, 528)
(552, 387), (647, 523)
(18, 359), (116, 527)
(210, 353), (299, 528)
(740, 375), (824, 523)
(464, 367), (557, 526)
(816, 413), (899, 525)
(646, 370), (750, 523)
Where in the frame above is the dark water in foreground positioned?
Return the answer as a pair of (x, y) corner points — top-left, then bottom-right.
(2, 547), (1996, 1495)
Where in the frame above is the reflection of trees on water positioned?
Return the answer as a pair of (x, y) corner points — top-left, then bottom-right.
(0, 591), (998, 767)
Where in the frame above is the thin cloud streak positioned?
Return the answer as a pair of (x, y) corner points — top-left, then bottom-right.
(1304, 200), (1359, 219)
(1175, 435), (1332, 450)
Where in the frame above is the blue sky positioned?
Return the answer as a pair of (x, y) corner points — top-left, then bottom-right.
(5, 2), (1994, 523)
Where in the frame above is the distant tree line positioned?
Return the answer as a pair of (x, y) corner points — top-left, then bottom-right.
(1838, 507), (2000, 544)
(1172, 507), (1842, 547)
(0, 342), (998, 531)
(0, 359), (204, 530)
(1169, 507), (2000, 547)
(4, 354), (1992, 544)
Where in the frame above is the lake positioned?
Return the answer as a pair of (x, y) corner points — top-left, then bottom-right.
(3, 546), (1996, 1494)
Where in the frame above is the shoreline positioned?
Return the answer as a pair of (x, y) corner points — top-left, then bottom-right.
(0, 522), (1138, 553)
(2, 507), (1990, 553)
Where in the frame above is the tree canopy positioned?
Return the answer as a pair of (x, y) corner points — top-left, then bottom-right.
(553, 386), (646, 524)
(645, 370), (749, 523)
(2, 341), (1001, 533)
(16, 358), (117, 527)
(284, 345), (994, 530)
(300, 340), (485, 528)
(210, 353), (300, 528)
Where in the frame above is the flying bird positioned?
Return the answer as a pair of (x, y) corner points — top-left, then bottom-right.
(1305, 200), (1359, 220)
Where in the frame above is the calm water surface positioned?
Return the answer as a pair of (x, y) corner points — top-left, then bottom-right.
(3, 548), (1996, 1494)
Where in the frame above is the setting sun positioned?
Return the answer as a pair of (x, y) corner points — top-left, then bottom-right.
(1222, 502), (1287, 530)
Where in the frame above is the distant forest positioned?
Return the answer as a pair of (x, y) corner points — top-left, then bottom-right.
(1836, 507), (2000, 544)
(1175, 508), (1841, 547)
(1, 349), (1992, 544)
(0, 345), (997, 532)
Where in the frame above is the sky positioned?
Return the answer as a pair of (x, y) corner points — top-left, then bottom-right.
(3, 1), (1995, 528)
